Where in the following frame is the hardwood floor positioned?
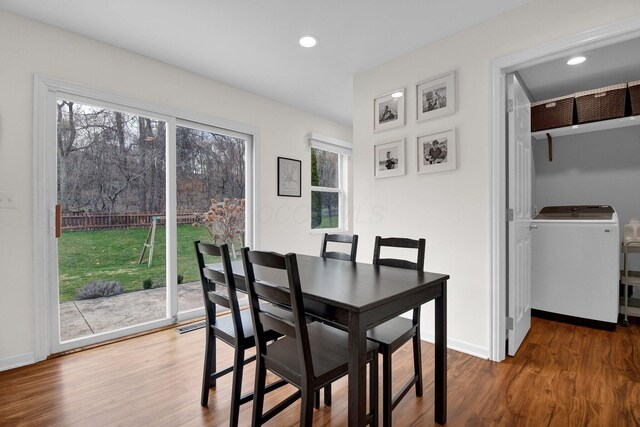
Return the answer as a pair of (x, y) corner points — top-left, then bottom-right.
(1, 316), (639, 426)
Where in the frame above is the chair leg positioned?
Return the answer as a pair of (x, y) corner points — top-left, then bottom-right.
(324, 384), (332, 406)
(382, 347), (392, 427)
(252, 359), (267, 427)
(229, 348), (244, 427)
(200, 331), (215, 406)
(314, 390), (320, 409)
(369, 354), (379, 427)
(300, 388), (315, 427)
(412, 328), (423, 397)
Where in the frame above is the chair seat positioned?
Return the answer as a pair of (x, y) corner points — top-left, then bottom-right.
(265, 322), (378, 387)
(367, 316), (418, 350)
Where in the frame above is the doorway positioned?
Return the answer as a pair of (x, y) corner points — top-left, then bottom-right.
(490, 17), (640, 362)
(34, 76), (256, 357)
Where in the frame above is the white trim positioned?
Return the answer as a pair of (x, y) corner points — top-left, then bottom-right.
(307, 132), (352, 155)
(33, 74), (260, 359)
(421, 332), (489, 360)
(0, 352), (36, 372)
(489, 16), (640, 362)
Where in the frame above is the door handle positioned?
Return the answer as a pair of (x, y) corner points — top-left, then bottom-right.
(529, 224), (538, 230)
(55, 204), (61, 238)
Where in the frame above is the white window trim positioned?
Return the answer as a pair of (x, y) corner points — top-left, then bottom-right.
(307, 133), (351, 233)
(33, 74), (260, 359)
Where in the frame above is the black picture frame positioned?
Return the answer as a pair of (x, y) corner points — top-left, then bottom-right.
(277, 157), (302, 197)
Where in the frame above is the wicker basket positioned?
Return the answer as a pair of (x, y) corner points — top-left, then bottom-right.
(531, 95), (575, 132)
(630, 81), (640, 116)
(575, 83), (627, 124)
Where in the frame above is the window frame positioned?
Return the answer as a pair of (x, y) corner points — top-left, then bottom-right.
(308, 133), (351, 233)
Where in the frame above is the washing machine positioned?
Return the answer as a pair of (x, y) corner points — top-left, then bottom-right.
(531, 205), (619, 326)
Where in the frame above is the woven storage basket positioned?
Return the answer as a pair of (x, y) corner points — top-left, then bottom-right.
(531, 95), (575, 132)
(630, 81), (640, 116)
(575, 83), (627, 124)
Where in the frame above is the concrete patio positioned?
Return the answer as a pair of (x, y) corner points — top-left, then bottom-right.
(59, 281), (204, 341)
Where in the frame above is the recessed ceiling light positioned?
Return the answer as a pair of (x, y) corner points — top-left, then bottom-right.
(567, 56), (587, 65)
(299, 35), (318, 48)
(391, 91), (403, 98)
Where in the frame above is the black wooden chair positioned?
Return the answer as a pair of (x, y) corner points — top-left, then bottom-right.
(317, 233), (358, 406)
(368, 236), (426, 427)
(241, 248), (379, 426)
(320, 233), (359, 261)
(194, 241), (287, 427)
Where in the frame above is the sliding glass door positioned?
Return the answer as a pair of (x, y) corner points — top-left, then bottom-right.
(42, 84), (253, 354)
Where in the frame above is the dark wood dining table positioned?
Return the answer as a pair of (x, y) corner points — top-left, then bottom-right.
(213, 254), (449, 426)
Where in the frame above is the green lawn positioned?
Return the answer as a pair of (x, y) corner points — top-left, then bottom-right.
(58, 225), (219, 302)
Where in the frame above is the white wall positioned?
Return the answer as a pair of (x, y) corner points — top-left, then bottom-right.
(534, 126), (640, 266)
(0, 10), (351, 368)
(353, 0), (640, 358)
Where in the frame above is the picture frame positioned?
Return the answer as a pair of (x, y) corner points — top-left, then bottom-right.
(373, 88), (405, 132)
(417, 128), (457, 174)
(277, 156), (301, 197)
(416, 71), (456, 122)
(374, 139), (405, 178)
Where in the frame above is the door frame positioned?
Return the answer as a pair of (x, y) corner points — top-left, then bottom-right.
(33, 75), (261, 360)
(489, 17), (640, 362)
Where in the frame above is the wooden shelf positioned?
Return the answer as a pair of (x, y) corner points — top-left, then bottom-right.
(532, 115), (640, 141)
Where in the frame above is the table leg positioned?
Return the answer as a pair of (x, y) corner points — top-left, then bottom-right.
(348, 313), (367, 426)
(434, 280), (447, 424)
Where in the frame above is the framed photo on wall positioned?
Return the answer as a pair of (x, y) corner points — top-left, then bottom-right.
(374, 139), (405, 178)
(416, 71), (456, 122)
(373, 88), (405, 132)
(277, 156), (301, 197)
(417, 128), (457, 174)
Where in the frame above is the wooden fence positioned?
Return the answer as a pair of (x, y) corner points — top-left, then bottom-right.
(62, 212), (202, 231)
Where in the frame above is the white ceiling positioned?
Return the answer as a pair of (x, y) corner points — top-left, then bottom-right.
(0, 0), (532, 125)
(518, 37), (640, 101)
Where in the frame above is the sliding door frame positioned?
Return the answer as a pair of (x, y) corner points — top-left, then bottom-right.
(33, 75), (260, 359)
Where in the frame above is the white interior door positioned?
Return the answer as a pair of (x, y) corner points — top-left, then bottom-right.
(507, 73), (532, 356)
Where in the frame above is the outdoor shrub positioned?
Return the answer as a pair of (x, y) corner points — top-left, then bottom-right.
(76, 280), (124, 300)
(143, 278), (153, 290)
(177, 274), (184, 284)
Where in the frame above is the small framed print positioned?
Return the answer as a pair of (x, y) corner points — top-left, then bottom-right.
(416, 71), (456, 122)
(374, 139), (405, 178)
(417, 128), (457, 174)
(373, 88), (405, 132)
(277, 156), (301, 197)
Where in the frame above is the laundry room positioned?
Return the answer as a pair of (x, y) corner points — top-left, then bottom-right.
(515, 36), (640, 327)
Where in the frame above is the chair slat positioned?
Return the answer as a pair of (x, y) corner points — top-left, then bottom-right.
(259, 311), (297, 338)
(248, 251), (287, 270)
(207, 290), (231, 309)
(202, 267), (227, 285)
(253, 281), (291, 307)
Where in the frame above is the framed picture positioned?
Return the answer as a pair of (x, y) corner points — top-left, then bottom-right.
(417, 128), (457, 174)
(277, 157), (301, 197)
(373, 88), (405, 132)
(416, 71), (456, 122)
(374, 139), (405, 178)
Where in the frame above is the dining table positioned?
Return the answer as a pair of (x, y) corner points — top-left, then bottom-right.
(212, 253), (449, 426)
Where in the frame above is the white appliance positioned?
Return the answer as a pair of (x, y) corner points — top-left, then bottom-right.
(531, 205), (619, 325)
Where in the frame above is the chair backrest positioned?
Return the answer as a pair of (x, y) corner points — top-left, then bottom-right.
(195, 241), (244, 340)
(372, 236), (426, 271)
(320, 233), (359, 261)
(241, 248), (314, 380)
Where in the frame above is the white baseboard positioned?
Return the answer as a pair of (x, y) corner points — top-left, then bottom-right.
(421, 331), (490, 360)
(0, 352), (36, 372)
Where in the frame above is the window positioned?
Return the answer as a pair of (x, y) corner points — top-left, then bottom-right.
(308, 133), (351, 231)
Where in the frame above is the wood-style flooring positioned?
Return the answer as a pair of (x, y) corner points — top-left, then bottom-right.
(1, 316), (639, 426)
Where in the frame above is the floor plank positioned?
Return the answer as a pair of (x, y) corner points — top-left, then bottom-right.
(1, 316), (639, 426)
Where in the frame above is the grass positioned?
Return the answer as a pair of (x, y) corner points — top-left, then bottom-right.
(58, 225), (220, 302)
